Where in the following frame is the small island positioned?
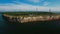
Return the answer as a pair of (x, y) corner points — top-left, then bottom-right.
(2, 12), (60, 23)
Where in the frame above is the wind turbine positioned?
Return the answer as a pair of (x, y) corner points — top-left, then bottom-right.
(49, 8), (51, 17)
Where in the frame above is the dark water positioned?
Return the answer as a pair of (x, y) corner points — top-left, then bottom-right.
(0, 13), (60, 34)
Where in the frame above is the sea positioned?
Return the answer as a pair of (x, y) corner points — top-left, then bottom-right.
(0, 13), (60, 34)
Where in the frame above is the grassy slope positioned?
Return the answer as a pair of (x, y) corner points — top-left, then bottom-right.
(3, 12), (58, 16)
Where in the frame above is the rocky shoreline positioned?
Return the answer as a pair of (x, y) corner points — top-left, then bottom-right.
(2, 14), (60, 23)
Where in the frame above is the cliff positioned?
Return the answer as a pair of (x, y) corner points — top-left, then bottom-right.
(2, 14), (60, 23)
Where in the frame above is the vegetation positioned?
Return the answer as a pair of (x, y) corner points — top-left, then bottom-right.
(3, 12), (58, 16)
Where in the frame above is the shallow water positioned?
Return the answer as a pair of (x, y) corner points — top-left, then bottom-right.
(0, 13), (60, 34)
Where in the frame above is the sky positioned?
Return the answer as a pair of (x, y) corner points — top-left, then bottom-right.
(0, 0), (60, 12)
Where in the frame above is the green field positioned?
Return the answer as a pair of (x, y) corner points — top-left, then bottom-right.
(3, 12), (58, 16)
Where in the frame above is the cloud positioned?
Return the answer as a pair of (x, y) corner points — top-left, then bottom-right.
(50, 7), (60, 11)
(43, 1), (50, 6)
(28, 0), (41, 3)
(27, 0), (50, 6)
(0, 0), (60, 12)
(0, 3), (49, 11)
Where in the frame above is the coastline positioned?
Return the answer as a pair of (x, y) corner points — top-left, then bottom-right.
(2, 14), (60, 23)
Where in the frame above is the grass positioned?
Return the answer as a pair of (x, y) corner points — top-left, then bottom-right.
(3, 12), (58, 16)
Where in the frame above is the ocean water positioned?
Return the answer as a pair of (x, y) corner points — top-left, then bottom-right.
(0, 13), (60, 34)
